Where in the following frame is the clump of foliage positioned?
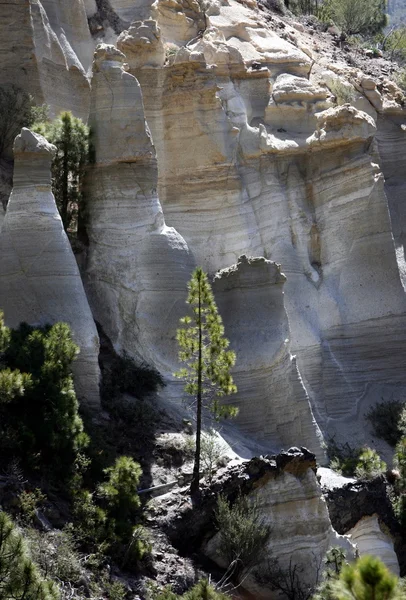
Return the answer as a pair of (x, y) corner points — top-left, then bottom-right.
(0, 312), (88, 480)
(34, 111), (89, 232)
(0, 511), (59, 600)
(328, 79), (356, 105)
(200, 429), (227, 483)
(102, 351), (164, 402)
(153, 580), (230, 599)
(97, 456), (150, 562)
(325, 555), (403, 599)
(392, 436), (406, 526)
(318, 0), (387, 36)
(287, 0), (320, 15)
(313, 547), (348, 600)
(0, 84), (48, 159)
(366, 400), (406, 446)
(327, 439), (386, 479)
(354, 447), (387, 479)
(175, 268), (238, 496)
(215, 494), (271, 583)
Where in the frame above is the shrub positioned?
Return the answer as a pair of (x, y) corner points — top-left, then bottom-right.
(392, 436), (406, 526)
(201, 430), (227, 483)
(366, 400), (406, 446)
(0, 511), (59, 600)
(17, 488), (46, 524)
(319, 0), (387, 35)
(214, 494), (271, 582)
(98, 456), (143, 544)
(327, 440), (386, 479)
(354, 447), (386, 479)
(328, 555), (402, 599)
(153, 580), (230, 599)
(0, 314), (89, 480)
(328, 79), (356, 105)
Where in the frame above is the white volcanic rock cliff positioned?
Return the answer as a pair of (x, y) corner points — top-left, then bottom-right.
(0, 129), (100, 406)
(83, 44), (194, 370)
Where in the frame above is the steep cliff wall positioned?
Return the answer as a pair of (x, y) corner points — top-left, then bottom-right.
(0, 0), (91, 120)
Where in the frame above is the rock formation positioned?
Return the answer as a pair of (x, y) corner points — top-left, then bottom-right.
(83, 44), (194, 370)
(0, 0), (91, 120)
(164, 449), (354, 598)
(213, 255), (323, 459)
(0, 129), (100, 406)
(347, 515), (399, 575)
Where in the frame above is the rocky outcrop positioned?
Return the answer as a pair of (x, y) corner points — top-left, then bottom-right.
(84, 44), (194, 369)
(213, 255), (323, 460)
(0, 129), (100, 406)
(323, 475), (405, 575)
(163, 449), (353, 599)
(0, 0), (91, 120)
(347, 515), (399, 575)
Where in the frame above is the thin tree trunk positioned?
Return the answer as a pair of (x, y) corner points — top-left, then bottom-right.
(191, 277), (203, 498)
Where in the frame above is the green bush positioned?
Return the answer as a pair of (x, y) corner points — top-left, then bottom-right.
(327, 555), (403, 599)
(154, 580), (230, 599)
(328, 79), (356, 105)
(0, 313), (88, 480)
(0, 511), (59, 600)
(366, 400), (406, 446)
(214, 494), (271, 582)
(319, 0), (387, 35)
(354, 447), (386, 479)
(327, 440), (386, 479)
(392, 436), (406, 526)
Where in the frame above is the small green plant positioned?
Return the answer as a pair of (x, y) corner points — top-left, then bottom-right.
(153, 580), (230, 599)
(201, 429), (227, 483)
(366, 400), (406, 446)
(394, 68), (406, 92)
(327, 439), (385, 479)
(17, 488), (46, 524)
(328, 79), (356, 105)
(328, 555), (403, 599)
(354, 447), (386, 479)
(392, 436), (406, 526)
(0, 511), (59, 600)
(98, 456), (143, 547)
(215, 494), (271, 582)
(319, 0), (387, 35)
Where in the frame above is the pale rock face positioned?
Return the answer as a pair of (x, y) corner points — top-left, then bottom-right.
(213, 256), (323, 459)
(84, 44), (194, 369)
(205, 459), (353, 598)
(117, 21), (165, 70)
(0, 0), (91, 121)
(0, 129), (100, 406)
(347, 515), (400, 575)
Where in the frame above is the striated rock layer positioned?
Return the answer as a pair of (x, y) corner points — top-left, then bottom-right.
(213, 255), (323, 459)
(0, 0), (91, 121)
(0, 129), (100, 406)
(83, 44), (194, 370)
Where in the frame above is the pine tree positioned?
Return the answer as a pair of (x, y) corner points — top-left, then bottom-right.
(328, 555), (402, 600)
(0, 511), (59, 600)
(34, 111), (89, 232)
(175, 268), (238, 497)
